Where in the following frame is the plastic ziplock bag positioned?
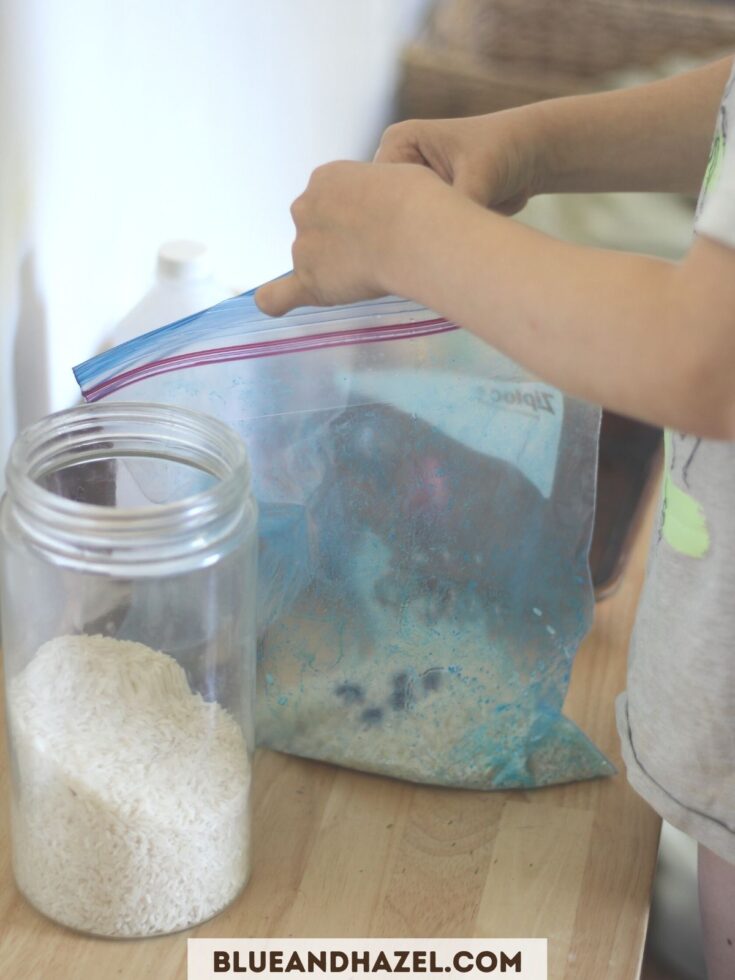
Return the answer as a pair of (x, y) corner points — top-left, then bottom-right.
(75, 288), (613, 789)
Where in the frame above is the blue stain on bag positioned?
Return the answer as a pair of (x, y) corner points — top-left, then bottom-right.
(257, 502), (316, 633)
(74, 286), (612, 789)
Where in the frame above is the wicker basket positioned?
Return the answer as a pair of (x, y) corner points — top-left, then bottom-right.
(399, 43), (594, 119)
(399, 0), (735, 118)
(429, 0), (735, 77)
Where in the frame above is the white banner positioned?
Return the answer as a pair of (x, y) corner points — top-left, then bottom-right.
(188, 939), (547, 980)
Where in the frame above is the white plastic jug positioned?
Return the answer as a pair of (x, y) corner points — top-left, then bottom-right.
(102, 241), (235, 350)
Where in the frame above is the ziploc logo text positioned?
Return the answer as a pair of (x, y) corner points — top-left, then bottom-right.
(487, 387), (556, 416)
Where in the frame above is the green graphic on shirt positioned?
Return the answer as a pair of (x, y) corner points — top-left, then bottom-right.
(698, 86), (730, 216)
(703, 130), (725, 195)
(660, 430), (710, 558)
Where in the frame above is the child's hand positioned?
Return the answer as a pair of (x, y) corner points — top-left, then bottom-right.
(255, 160), (443, 317)
(374, 112), (543, 214)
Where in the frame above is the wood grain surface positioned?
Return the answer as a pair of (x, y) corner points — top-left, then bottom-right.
(0, 502), (661, 980)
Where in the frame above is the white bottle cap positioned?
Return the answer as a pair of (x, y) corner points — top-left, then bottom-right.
(157, 240), (212, 281)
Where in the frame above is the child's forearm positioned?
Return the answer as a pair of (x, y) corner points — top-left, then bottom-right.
(526, 57), (732, 196)
(387, 186), (735, 438)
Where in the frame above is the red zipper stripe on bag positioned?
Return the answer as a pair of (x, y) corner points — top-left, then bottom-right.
(84, 317), (458, 401)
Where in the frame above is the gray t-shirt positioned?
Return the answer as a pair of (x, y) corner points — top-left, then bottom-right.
(616, 59), (735, 863)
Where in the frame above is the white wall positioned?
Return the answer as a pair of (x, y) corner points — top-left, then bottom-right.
(0, 0), (429, 477)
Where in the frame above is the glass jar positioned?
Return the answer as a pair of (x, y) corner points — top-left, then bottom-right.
(0, 402), (257, 938)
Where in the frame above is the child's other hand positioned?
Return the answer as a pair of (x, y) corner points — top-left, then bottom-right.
(374, 112), (542, 215)
(255, 160), (442, 317)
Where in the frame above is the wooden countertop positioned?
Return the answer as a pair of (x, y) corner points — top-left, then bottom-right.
(0, 502), (661, 980)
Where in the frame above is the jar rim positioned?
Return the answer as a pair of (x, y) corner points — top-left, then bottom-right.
(3, 402), (254, 572)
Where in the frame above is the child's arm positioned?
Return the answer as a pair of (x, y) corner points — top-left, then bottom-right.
(255, 61), (735, 439)
(530, 57), (731, 195)
(256, 163), (735, 438)
(374, 57), (732, 206)
(390, 181), (735, 439)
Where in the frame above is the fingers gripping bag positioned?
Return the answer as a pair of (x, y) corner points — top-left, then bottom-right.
(74, 288), (613, 789)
